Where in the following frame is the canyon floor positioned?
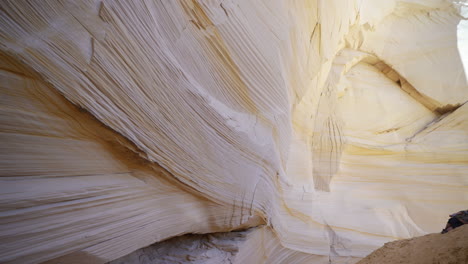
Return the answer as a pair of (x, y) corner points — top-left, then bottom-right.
(358, 224), (468, 264)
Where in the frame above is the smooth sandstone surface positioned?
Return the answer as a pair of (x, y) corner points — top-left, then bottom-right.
(0, 0), (467, 263)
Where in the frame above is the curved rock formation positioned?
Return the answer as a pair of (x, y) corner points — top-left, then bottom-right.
(1, 0), (467, 263)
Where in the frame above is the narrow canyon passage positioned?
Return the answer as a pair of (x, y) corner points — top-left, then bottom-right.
(1, 1), (467, 263)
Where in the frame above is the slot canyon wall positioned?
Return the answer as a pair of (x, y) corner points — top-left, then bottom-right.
(1, 0), (467, 263)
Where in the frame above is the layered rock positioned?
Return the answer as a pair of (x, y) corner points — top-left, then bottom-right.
(0, 0), (467, 263)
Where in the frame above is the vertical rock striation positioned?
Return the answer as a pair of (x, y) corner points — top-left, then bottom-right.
(1, 0), (467, 263)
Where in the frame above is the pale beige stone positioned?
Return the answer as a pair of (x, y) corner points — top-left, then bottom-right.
(0, 0), (467, 263)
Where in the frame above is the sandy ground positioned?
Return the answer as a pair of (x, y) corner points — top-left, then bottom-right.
(357, 224), (468, 264)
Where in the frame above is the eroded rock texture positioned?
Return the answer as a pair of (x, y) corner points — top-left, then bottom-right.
(0, 0), (467, 263)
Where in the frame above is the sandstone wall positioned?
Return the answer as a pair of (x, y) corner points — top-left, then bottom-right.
(1, 1), (467, 263)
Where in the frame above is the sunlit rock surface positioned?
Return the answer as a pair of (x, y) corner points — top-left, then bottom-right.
(0, 0), (467, 263)
(357, 224), (468, 264)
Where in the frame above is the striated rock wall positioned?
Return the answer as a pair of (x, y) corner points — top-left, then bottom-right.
(1, 0), (467, 263)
